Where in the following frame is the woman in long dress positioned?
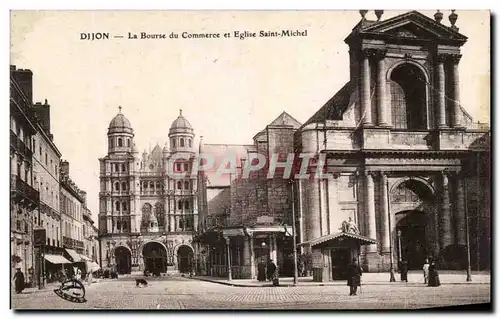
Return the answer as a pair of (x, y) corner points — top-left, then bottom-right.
(428, 261), (441, 287)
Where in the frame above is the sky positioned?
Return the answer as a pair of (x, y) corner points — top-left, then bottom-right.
(10, 10), (490, 222)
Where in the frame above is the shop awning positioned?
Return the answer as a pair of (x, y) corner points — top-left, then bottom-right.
(86, 261), (101, 272)
(79, 254), (92, 261)
(299, 232), (378, 248)
(45, 254), (72, 265)
(65, 249), (82, 262)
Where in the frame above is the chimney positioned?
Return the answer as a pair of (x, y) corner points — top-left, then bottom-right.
(11, 67), (33, 104)
(34, 99), (52, 137)
(60, 160), (70, 177)
(79, 190), (87, 205)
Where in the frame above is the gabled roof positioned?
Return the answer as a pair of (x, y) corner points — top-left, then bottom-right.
(253, 111), (302, 140)
(346, 11), (467, 45)
(299, 232), (378, 248)
(301, 81), (355, 128)
(268, 111), (302, 128)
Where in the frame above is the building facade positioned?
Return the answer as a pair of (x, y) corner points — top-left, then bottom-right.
(196, 112), (303, 279)
(297, 10), (490, 280)
(98, 109), (198, 274)
(10, 66), (39, 282)
(82, 200), (99, 262)
(195, 10), (490, 281)
(32, 100), (63, 252)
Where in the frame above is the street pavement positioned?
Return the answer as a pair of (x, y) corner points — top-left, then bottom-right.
(11, 276), (490, 310)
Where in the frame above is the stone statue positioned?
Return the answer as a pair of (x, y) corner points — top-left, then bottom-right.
(340, 217), (360, 234)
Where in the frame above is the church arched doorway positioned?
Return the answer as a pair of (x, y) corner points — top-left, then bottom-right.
(142, 241), (167, 274)
(115, 246), (132, 274)
(396, 210), (430, 270)
(391, 178), (435, 270)
(177, 245), (194, 273)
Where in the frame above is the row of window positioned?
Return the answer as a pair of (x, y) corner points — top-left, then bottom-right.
(109, 136), (131, 149)
(171, 137), (192, 148)
(111, 162), (128, 173)
(33, 138), (58, 177)
(60, 193), (82, 221)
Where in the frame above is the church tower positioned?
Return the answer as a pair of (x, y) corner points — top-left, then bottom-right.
(99, 106), (135, 237)
(165, 110), (198, 233)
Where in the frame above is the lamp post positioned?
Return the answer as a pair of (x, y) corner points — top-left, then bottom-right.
(397, 230), (402, 263)
(290, 180), (299, 285)
(386, 179), (396, 282)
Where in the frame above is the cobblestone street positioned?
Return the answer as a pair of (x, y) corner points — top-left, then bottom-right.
(12, 276), (490, 310)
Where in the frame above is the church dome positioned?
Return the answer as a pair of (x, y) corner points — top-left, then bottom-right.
(108, 106), (134, 135)
(169, 109), (194, 135)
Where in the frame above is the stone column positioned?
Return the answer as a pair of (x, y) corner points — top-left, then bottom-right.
(361, 50), (373, 126)
(365, 172), (377, 253)
(193, 215), (198, 232)
(270, 234), (277, 263)
(440, 172), (453, 250)
(304, 180), (321, 242)
(327, 174), (339, 235)
(455, 173), (466, 246)
(224, 236), (232, 281)
(376, 49), (389, 126)
(437, 54), (447, 128)
(249, 236), (255, 279)
(380, 173), (390, 253)
(451, 54), (463, 128)
(170, 214), (175, 232)
(320, 179), (329, 235)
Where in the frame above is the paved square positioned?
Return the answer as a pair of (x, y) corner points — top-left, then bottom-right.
(12, 277), (490, 310)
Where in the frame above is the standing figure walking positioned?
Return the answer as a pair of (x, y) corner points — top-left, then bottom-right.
(428, 260), (441, 287)
(13, 268), (25, 294)
(422, 259), (430, 284)
(266, 259), (276, 282)
(257, 259), (266, 282)
(400, 259), (408, 282)
(346, 258), (362, 296)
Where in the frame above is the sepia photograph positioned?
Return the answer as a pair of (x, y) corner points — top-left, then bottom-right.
(9, 8), (491, 310)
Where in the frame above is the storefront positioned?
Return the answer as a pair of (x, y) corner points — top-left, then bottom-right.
(300, 232), (377, 282)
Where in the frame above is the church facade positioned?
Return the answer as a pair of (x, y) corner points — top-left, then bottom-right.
(98, 109), (199, 274)
(297, 10), (490, 279)
(195, 10), (490, 281)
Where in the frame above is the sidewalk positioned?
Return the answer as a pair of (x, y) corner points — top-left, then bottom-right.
(191, 271), (491, 287)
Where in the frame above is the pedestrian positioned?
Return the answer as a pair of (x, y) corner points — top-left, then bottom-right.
(428, 260), (441, 287)
(346, 258), (362, 296)
(257, 260), (266, 282)
(400, 259), (408, 282)
(75, 267), (82, 281)
(13, 268), (25, 294)
(422, 259), (430, 284)
(270, 260), (279, 286)
(266, 259), (277, 282)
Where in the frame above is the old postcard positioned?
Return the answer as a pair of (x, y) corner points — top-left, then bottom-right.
(10, 10), (491, 310)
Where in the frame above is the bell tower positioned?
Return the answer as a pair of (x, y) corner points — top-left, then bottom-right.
(344, 10), (468, 130)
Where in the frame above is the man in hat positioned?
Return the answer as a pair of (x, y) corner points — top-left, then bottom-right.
(346, 258), (362, 296)
(13, 268), (25, 294)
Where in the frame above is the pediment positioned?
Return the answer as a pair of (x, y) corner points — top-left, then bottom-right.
(361, 11), (467, 42)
